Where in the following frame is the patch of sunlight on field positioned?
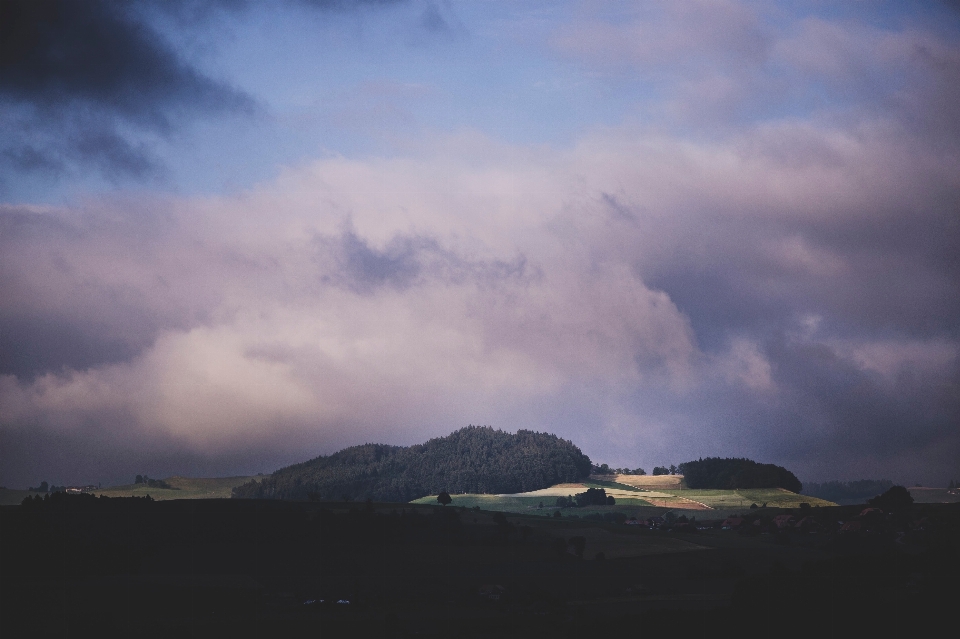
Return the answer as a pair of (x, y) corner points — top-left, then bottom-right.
(611, 476), (838, 509)
(410, 481), (836, 514)
(495, 483), (588, 497)
(497, 485), (663, 500)
(611, 474), (683, 489)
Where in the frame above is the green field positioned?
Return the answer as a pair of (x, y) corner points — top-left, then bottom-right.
(411, 483), (836, 517)
(93, 475), (261, 500)
(661, 487), (836, 509)
(2, 476), (261, 504)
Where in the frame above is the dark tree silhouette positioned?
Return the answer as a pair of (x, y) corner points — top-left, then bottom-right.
(233, 426), (592, 502)
(868, 485), (914, 512)
(679, 457), (802, 492)
(573, 487), (607, 507)
(437, 491), (452, 506)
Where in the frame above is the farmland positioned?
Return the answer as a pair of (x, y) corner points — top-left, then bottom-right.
(93, 475), (261, 500)
(411, 474), (836, 516)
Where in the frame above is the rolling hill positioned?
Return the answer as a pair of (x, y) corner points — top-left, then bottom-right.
(232, 426), (592, 502)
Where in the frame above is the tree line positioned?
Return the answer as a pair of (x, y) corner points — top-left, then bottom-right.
(232, 426), (592, 502)
(678, 457), (802, 492)
(134, 475), (175, 489)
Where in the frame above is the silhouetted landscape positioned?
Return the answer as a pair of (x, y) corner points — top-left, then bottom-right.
(3, 430), (959, 636)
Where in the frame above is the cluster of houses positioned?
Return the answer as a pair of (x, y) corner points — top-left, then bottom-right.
(63, 485), (98, 494)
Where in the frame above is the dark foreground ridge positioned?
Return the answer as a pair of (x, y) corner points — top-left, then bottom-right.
(233, 426), (592, 502)
(3, 492), (958, 636)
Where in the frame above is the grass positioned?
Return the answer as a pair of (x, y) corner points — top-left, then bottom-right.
(666, 487), (836, 509)
(410, 477), (837, 516)
(582, 479), (646, 493)
(2, 476), (262, 504)
(92, 475), (262, 500)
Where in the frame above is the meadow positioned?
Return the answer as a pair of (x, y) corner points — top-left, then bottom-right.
(91, 475), (261, 500)
(0, 476), (261, 505)
(410, 474), (837, 516)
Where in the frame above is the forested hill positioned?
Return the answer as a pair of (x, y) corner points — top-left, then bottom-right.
(232, 426), (592, 502)
(680, 457), (803, 493)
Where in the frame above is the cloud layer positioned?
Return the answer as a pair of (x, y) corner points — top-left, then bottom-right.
(1, 1), (958, 488)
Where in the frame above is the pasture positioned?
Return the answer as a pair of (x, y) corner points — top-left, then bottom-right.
(411, 474), (836, 516)
(93, 475), (261, 500)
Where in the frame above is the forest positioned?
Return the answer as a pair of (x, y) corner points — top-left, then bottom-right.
(679, 457), (802, 492)
(232, 426), (592, 502)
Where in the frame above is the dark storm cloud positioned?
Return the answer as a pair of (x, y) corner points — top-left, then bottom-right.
(0, 315), (145, 380)
(317, 228), (529, 294)
(0, 420), (308, 488)
(0, 0), (254, 183)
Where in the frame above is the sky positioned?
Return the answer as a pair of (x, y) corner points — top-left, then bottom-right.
(1, 0), (959, 489)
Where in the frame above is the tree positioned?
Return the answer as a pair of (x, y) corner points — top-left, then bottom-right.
(574, 487), (607, 507)
(652, 466), (669, 476)
(437, 491), (452, 506)
(868, 485), (913, 512)
(669, 464), (678, 475)
(135, 475), (144, 484)
(605, 495), (615, 506)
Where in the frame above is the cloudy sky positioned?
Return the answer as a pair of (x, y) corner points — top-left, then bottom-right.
(2, 0), (958, 489)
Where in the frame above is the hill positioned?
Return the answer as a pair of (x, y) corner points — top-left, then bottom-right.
(679, 457), (802, 493)
(232, 426), (592, 502)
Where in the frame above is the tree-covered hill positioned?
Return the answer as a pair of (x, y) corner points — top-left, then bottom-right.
(232, 426), (592, 502)
(679, 457), (802, 493)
